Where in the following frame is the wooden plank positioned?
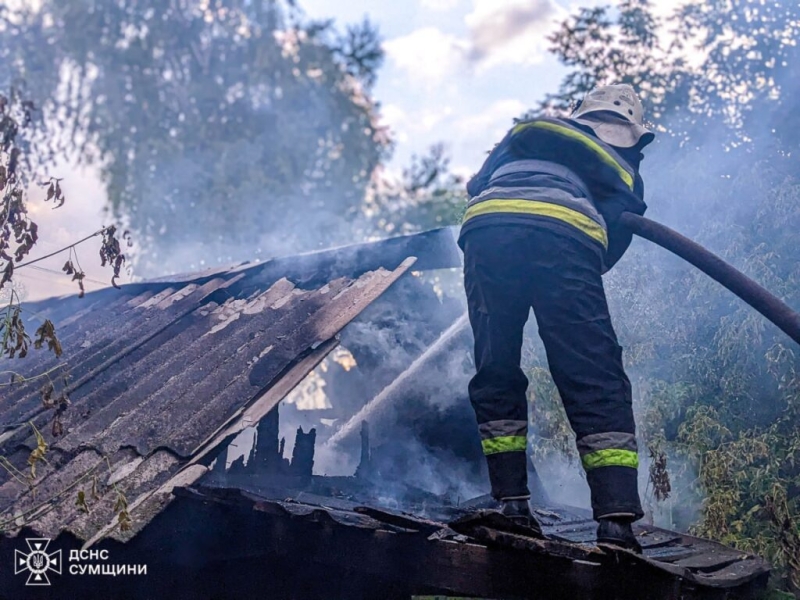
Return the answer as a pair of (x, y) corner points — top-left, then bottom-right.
(689, 558), (771, 588)
(167, 489), (607, 600)
(673, 550), (748, 572)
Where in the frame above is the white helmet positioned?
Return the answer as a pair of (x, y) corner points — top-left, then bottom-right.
(572, 84), (654, 148)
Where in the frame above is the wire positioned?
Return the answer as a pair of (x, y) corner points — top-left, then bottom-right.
(28, 265), (108, 287)
(14, 226), (110, 269)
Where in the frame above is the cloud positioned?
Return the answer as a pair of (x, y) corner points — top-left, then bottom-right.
(454, 98), (526, 138)
(441, 98), (526, 175)
(378, 103), (408, 142)
(379, 102), (457, 150)
(464, 0), (560, 69)
(384, 0), (561, 86)
(419, 0), (461, 11)
(383, 27), (468, 84)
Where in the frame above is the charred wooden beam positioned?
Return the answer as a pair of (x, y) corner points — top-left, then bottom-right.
(290, 427), (316, 477)
(252, 406), (282, 474)
(355, 421), (371, 478)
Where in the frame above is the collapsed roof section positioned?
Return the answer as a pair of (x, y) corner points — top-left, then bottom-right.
(0, 228), (460, 545)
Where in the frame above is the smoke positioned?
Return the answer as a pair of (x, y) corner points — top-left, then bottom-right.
(175, 1), (799, 531)
(0, 0), (388, 281)
(209, 118), (777, 526)
(595, 93), (800, 529)
(265, 270), (491, 504)
(323, 313), (470, 447)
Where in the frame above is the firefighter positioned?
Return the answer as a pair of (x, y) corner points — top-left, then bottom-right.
(459, 84), (655, 552)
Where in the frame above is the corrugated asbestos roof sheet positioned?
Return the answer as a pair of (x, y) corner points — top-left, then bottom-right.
(0, 238), (420, 545)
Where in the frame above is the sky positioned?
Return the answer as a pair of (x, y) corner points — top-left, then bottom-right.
(300, 0), (684, 175)
(12, 0), (685, 301)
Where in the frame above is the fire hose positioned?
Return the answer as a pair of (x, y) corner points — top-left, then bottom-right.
(620, 212), (800, 346)
(326, 219), (800, 447)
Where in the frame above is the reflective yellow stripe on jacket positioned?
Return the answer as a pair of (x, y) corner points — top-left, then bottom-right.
(511, 120), (634, 190)
(462, 198), (608, 248)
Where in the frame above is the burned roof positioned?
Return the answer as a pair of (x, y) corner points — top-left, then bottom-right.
(0, 227), (773, 599)
(188, 397), (770, 600)
(0, 228), (461, 546)
(152, 478), (769, 600)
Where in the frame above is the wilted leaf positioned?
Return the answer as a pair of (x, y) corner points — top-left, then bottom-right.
(7, 147), (19, 176)
(1, 260), (13, 289)
(52, 415), (64, 438)
(40, 381), (55, 407)
(34, 319), (62, 357)
(113, 492), (128, 513)
(114, 489), (133, 532)
(72, 270), (85, 298)
(53, 180), (65, 208)
(2, 306), (30, 359)
(76, 490), (89, 513)
(27, 423), (48, 479)
(118, 510), (132, 532)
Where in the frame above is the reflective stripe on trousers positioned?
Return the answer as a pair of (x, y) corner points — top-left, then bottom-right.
(577, 431), (639, 471)
(479, 419), (527, 456)
(463, 226), (643, 516)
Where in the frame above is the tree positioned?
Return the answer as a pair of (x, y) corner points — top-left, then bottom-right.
(0, 88), (60, 361)
(365, 144), (465, 238)
(0, 0), (389, 276)
(0, 84), (125, 365)
(542, 0), (800, 591)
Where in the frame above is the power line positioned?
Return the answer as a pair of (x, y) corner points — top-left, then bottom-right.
(15, 226), (111, 269)
(28, 265), (109, 287)
(12, 270), (103, 291)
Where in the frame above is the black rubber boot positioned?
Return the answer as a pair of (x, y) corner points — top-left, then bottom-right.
(500, 498), (532, 523)
(596, 518), (643, 553)
(500, 497), (543, 536)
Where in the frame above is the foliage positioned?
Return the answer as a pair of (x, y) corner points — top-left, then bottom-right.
(0, 0), (390, 276)
(0, 50), (132, 545)
(537, 1), (673, 121)
(366, 144), (465, 237)
(0, 88), (64, 363)
(539, 0), (800, 592)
